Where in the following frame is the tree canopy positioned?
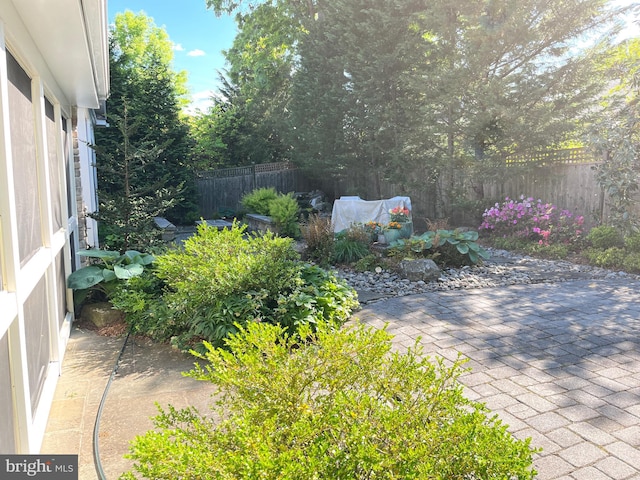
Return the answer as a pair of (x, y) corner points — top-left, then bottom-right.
(193, 0), (631, 216)
(589, 37), (640, 233)
(94, 11), (198, 249)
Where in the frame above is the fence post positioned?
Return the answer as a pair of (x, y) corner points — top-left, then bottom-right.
(252, 163), (256, 191)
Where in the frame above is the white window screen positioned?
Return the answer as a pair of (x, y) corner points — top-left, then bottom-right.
(0, 230), (3, 290)
(23, 277), (50, 415)
(0, 331), (16, 452)
(55, 252), (67, 328)
(63, 118), (73, 216)
(46, 98), (63, 230)
(7, 51), (42, 266)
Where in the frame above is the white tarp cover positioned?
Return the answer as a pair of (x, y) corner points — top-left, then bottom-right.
(331, 196), (412, 232)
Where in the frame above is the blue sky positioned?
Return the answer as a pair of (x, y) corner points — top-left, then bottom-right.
(108, 0), (237, 113)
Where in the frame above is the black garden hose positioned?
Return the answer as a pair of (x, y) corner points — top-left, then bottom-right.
(93, 330), (131, 480)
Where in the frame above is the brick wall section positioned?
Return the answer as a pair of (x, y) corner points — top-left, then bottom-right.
(72, 124), (88, 254)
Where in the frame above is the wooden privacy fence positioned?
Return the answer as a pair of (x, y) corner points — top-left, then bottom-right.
(197, 148), (639, 229)
(484, 149), (605, 227)
(196, 161), (309, 218)
(490, 147), (640, 228)
(504, 147), (594, 166)
(315, 148), (638, 229)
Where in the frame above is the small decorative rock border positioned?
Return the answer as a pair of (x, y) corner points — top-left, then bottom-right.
(336, 248), (640, 304)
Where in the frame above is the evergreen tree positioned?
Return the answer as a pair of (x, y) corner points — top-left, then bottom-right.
(207, 0), (626, 213)
(95, 11), (197, 241)
(288, 0), (623, 208)
(91, 101), (179, 251)
(192, 1), (300, 168)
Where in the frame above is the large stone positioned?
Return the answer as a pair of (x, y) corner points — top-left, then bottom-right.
(153, 216), (177, 242)
(397, 259), (440, 282)
(244, 213), (278, 234)
(81, 302), (124, 328)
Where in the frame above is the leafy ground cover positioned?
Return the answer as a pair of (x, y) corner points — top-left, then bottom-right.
(110, 222), (358, 352)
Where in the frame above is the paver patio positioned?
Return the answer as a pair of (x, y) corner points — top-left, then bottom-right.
(44, 276), (640, 479)
(353, 278), (640, 480)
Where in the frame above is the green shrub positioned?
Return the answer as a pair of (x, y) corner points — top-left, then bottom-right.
(584, 247), (626, 268)
(67, 249), (155, 304)
(391, 229), (489, 267)
(623, 252), (640, 273)
(273, 265), (360, 331)
(354, 254), (381, 272)
(624, 232), (640, 253)
(122, 321), (538, 480)
(301, 214), (335, 267)
(523, 243), (569, 260)
(268, 192), (301, 238)
(586, 225), (623, 249)
(332, 234), (370, 264)
(109, 270), (173, 340)
(153, 222), (357, 351)
(241, 187), (278, 215)
(490, 237), (533, 252)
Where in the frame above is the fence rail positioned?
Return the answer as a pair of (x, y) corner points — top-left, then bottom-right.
(195, 147), (637, 230)
(196, 161), (296, 179)
(196, 162), (308, 218)
(505, 147), (596, 166)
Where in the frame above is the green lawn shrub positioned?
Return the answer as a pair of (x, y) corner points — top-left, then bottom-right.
(586, 225), (624, 249)
(332, 229), (370, 264)
(268, 192), (301, 238)
(489, 236), (531, 252)
(121, 321), (538, 480)
(109, 269), (173, 340)
(584, 247), (626, 269)
(240, 187), (278, 215)
(241, 188), (301, 238)
(623, 252), (640, 272)
(624, 232), (640, 253)
(142, 222), (358, 351)
(523, 243), (569, 260)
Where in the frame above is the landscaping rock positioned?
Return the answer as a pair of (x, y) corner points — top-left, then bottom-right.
(336, 247), (640, 305)
(154, 217), (176, 242)
(398, 259), (440, 282)
(81, 302), (125, 328)
(244, 213), (277, 234)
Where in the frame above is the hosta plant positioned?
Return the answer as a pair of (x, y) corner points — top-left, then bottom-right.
(391, 229), (489, 266)
(67, 249), (155, 303)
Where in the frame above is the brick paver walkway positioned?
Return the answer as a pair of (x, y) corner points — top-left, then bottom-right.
(354, 279), (640, 480)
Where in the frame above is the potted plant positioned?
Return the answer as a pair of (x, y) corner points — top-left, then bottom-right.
(389, 206), (413, 238)
(364, 221), (384, 243)
(383, 221), (404, 243)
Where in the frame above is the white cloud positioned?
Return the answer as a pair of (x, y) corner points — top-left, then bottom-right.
(184, 90), (223, 115)
(172, 43), (184, 51)
(187, 49), (206, 57)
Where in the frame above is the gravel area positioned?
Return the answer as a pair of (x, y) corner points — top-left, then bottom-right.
(336, 248), (640, 304)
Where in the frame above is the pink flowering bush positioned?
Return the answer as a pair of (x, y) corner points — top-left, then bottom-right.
(479, 196), (584, 246)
